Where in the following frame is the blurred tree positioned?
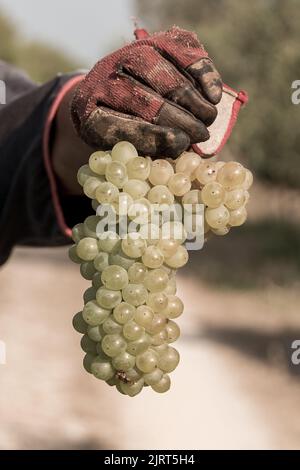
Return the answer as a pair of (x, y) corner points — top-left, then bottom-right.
(0, 11), (78, 82)
(136, 0), (300, 187)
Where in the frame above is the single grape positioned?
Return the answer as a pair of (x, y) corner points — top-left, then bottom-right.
(147, 292), (168, 312)
(95, 182), (119, 204)
(98, 232), (121, 254)
(72, 223), (85, 243)
(121, 233), (147, 259)
(144, 268), (169, 293)
(205, 205), (230, 229)
(93, 252), (110, 272)
(175, 151), (201, 177)
(158, 346), (180, 372)
(76, 237), (98, 261)
(113, 302), (136, 324)
(83, 176), (102, 199)
(101, 334), (126, 357)
(162, 278), (177, 295)
(105, 161), (128, 188)
(168, 172), (191, 196)
(165, 320), (180, 343)
(112, 351), (136, 371)
(87, 324), (103, 342)
(148, 159), (174, 185)
(147, 185), (174, 205)
(72, 311), (88, 334)
(241, 169), (253, 190)
(161, 295), (183, 319)
(101, 265), (129, 290)
(228, 206), (247, 226)
(111, 141), (138, 164)
(134, 305), (154, 330)
(127, 157), (151, 180)
(123, 179), (150, 199)
(128, 262), (148, 283)
(122, 283), (148, 307)
(80, 261), (97, 280)
(123, 321), (145, 341)
(96, 286), (122, 309)
(109, 251), (135, 270)
(89, 151), (112, 175)
(92, 272), (103, 289)
(201, 182), (226, 208)
(195, 162), (217, 185)
(91, 356), (115, 381)
(151, 329), (168, 346)
(126, 334), (151, 356)
(151, 374), (171, 393)
(77, 164), (97, 186)
(83, 286), (97, 304)
(225, 188), (246, 210)
(102, 317), (123, 335)
(136, 349), (158, 373)
(83, 215), (101, 238)
(91, 199), (99, 211)
(83, 353), (96, 374)
(217, 161), (246, 189)
(120, 378), (144, 397)
(164, 245), (189, 269)
(69, 245), (82, 264)
(82, 300), (110, 326)
(156, 239), (179, 258)
(147, 314), (167, 334)
(142, 245), (164, 269)
(81, 334), (97, 354)
(144, 368), (164, 386)
(211, 226), (231, 236)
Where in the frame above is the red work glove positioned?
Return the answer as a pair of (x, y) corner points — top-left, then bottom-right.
(71, 26), (222, 158)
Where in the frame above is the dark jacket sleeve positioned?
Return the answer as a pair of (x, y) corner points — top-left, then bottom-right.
(0, 68), (92, 265)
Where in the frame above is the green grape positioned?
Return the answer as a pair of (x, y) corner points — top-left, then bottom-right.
(83, 286), (97, 304)
(89, 150), (112, 175)
(163, 278), (177, 295)
(148, 314), (167, 334)
(126, 334), (151, 356)
(72, 311), (88, 334)
(182, 190), (203, 212)
(112, 192), (133, 215)
(120, 378), (144, 397)
(142, 246), (164, 269)
(72, 223), (85, 243)
(144, 368), (164, 386)
(102, 317), (123, 334)
(195, 162), (217, 185)
(112, 351), (136, 371)
(82, 300), (110, 326)
(128, 198), (152, 224)
(81, 334), (97, 354)
(96, 286), (122, 309)
(93, 252), (110, 272)
(136, 349), (158, 373)
(95, 182), (119, 204)
(80, 261), (97, 280)
(98, 232), (121, 254)
(228, 206), (247, 226)
(91, 199), (99, 211)
(76, 237), (98, 261)
(83, 176), (102, 199)
(138, 223), (160, 246)
(83, 353), (96, 374)
(101, 334), (126, 357)
(165, 320), (180, 343)
(144, 268), (169, 293)
(147, 185), (174, 205)
(69, 245), (82, 264)
(127, 156), (151, 180)
(201, 182), (226, 208)
(164, 245), (189, 269)
(205, 205), (230, 229)
(147, 292), (168, 312)
(175, 151), (201, 177)
(121, 233), (147, 259)
(128, 262), (148, 283)
(161, 221), (187, 245)
(123, 179), (150, 199)
(87, 324), (103, 342)
(134, 305), (154, 329)
(122, 283), (148, 307)
(92, 272), (103, 289)
(77, 164), (97, 186)
(109, 250), (135, 270)
(105, 161), (128, 188)
(241, 169), (253, 190)
(91, 356), (115, 381)
(148, 159), (174, 185)
(157, 239), (179, 258)
(101, 265), (129, 290)
(113, 302), (135, 324)
(158, 346), (180, 372)
(211, 226), (230, 236)
(151, 329), (168, 346)
(151, 374), (171, 393)
(161, 295), (183, 319)
(83, 215), (101, 238)
(123, 321), (145, 341)
(217, 161), (246, 189)
(225, 189), (246, 210)
(168, 172), (191, 196)
(111, 141), (138, 164)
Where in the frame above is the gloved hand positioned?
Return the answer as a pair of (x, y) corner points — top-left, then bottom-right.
(71, 26), (222, 158)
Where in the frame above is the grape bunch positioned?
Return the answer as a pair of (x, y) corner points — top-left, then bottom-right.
(69, 141), (253, 396)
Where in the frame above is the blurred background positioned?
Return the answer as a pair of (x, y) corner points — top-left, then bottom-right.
(1, 0), (300, 450)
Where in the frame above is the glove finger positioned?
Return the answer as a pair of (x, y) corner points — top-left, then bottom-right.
(79, 106), (190, 158)
(187, 58), (223, 105)
(122, 45), (217, 125)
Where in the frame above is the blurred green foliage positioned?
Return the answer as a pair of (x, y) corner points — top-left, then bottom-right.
(136, 0), (300, 187)
(0, 11), (78, 82)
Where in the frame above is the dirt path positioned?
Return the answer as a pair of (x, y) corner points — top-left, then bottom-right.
(0, 246), (293, 449)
